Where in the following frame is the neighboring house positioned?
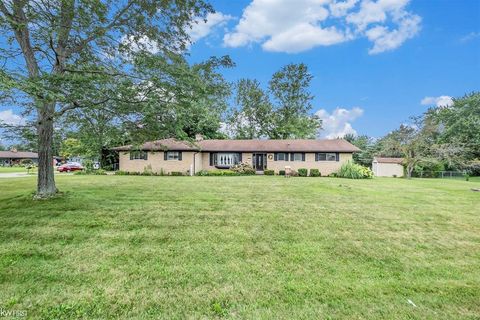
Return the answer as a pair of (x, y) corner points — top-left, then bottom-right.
(0, 149), (38, 166)
(112, 138), (360, 175)
(372, 157), (404, 177)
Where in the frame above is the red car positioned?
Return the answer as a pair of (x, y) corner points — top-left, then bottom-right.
(57, 162), (84, 172)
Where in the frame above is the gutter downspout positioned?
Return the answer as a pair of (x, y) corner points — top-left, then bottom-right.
(193, 151), (199, 176)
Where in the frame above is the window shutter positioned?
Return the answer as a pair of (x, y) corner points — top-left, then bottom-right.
(144, 152), (148, 160)
(274, 153), (277, 161)
(209, 153), (213, 166)
(315, 153), (318, 161)
(130, 152), (133, 160)
(178, 152), (182, 161)
(336, 153), (340, 162)
(238, 153), (242, 162)
(285, 153), (289, 161)
(290, 153), (294, 161)
(164, 152), (167, 161)
(302, 153), (305, 161)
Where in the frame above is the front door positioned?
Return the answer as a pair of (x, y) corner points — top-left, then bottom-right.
(253, 153), (267, 171)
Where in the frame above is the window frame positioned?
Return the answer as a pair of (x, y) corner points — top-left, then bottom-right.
(276, 152), (288, 161)
(292, 153), (304, 162)
(211, 152), (241, 167)
(317, 152), (337, 161)
(130, 151), (148, 160)
(166, 151), (180, 161)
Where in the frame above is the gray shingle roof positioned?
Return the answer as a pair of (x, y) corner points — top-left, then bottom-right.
(373, 157), (404, 164)
(113, 138), (360, 153)
(0, 151), (38, 159)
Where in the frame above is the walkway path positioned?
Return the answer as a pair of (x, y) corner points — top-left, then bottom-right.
(0, 172), (34, 178)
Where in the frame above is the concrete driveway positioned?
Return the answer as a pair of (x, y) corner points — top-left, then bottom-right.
(0, 172), (34, 178)
(0, 172), (74, 178)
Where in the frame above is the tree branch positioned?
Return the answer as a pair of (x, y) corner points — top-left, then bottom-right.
(66, 0), (136, 57)
(7, 0), (40, 78)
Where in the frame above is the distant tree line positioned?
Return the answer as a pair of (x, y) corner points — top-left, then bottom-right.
(1, 1), (478, 199)
(344, 92), (480, 177)
(227, 63), (321, 139)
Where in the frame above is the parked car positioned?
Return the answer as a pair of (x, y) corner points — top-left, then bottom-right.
(57, 162), (84, 172)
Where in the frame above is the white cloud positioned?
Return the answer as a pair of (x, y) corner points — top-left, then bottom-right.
(330, 0), (359, 18)
(315, 107), (364, 138)
(0, 109), (26, 126)
(189, 12), (233, 43)
(421, 95), (454, 108)
(262, 23), (348, 53)
(224, 0), (420, 54)
(121, 35), (160, 54)
(121, 12), (233, 54)
(459, 31), (480, 43)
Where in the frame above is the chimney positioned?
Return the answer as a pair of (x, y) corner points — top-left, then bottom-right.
(195, 134), (204, 141)
(10, 148), (17, 153)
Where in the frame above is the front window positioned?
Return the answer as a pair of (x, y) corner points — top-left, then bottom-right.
(276, 153), (287, 161)
(166, 151), (180, 160)
(317, 153), (336, 161)
(130, 151), (148, 160)
(216, 153), (240, 166)
(292, 153), (303, 161)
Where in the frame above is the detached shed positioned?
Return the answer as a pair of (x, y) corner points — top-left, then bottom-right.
(372, 157), (404, 177)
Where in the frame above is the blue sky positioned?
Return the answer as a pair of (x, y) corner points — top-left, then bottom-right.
(0, 0), (479, 142)
(186, 0), (480, 138)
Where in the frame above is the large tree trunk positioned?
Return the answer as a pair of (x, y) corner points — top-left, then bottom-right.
(406, 164), (414, 179)
(36, 105), (57, 198)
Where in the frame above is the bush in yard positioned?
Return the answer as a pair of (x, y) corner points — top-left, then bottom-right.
(142, 165), (154, 176)
(92, 169), (107, 175)
(336, 161), (373, 179)
(196, 170), (239, 176)
(115, 170), (129, 175)
(170, 171), (184, 176)
(309, 169), (321, 177)
(83, 159), (94, 173)
(278, 170), (285, 176)
(230, 163), (256, 175)
(264, 169), (274, 175)
(298, 168), (308, 177)
(215, 170), (238, 176)
(464, 159), (480, 176)
(19, 159), (34, 167)
(75, 168), (107, 175)
(195, 170), (209, 176)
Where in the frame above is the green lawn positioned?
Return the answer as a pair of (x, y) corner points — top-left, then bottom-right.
(0, 176), (479, 319)
(0, 166), (35, 173)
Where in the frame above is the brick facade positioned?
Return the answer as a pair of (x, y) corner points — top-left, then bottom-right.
(119, 151), (353, 176)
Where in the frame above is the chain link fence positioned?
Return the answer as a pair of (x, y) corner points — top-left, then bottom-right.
(416, 170), (467, 179)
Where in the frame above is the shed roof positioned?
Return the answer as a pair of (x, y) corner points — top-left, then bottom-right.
(373, 157), (404, 164)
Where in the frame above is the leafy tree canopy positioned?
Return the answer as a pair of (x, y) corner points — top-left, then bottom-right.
(0, 0), (218, 197)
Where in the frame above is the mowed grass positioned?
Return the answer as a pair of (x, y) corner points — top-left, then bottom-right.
(0, 176), (479, 319)
(0, 166), (35, 173)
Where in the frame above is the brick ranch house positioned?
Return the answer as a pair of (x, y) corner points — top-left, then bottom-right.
(0, 150), (38, 166)
(113, 138), (360, 175)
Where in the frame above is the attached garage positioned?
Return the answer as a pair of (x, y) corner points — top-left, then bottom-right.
(372, 157), (404, 177)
